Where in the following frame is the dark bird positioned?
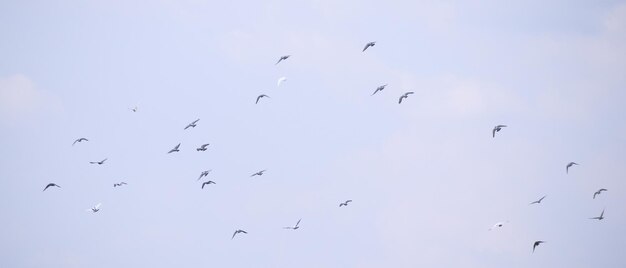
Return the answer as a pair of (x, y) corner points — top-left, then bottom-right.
(184, 119), (200, 130)
(532, 241), (545, 253)
(89, 158), (108, 165)
(362, 41), (376, 52)
(566, 162), (579, 174)
(87, 203), (102, 213)
(251, 170), (266, 177)
(232, 229), (248, 239)
(371, 84), (387, 96)
(275, 55), (290, 65)
(73, 138), (88, 146)
(113, 182), (127, 187)
(488, 221), (509, 231)
(283, 219), (301, 230)
(130, 106), (138, 112)
(339, 200), (352, 207)
(398, 92), (414, 104)
(529, 195), (547, 205)
(256, 94), (270, 104)
(589, 209), (605, 220)
(492, 125), (507, 138)
(43, 183), (61, 191)
(201, 180), (216, 189)
(593, 188), (607, 199)
(168, 143), (181, 154)
(197, 170), (211, 181)
(196, 143), (210, 151)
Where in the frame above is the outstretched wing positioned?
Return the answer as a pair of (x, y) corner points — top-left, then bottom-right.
(295, 219), (301, 227)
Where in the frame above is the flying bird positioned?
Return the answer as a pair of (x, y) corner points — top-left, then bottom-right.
(87, 203), (102, 213)
(184, 119), (200, 130)
(201, 181), (216, 189)
(593, 188), (607, 199)
(129, 106), (138, 112)
(89, 158), (107, 165)
(589, 209), (605, 220)
(492, 125), (507, 138)
(488, 221), (509, 230)
(362, 41), (376, 52)
(371, 84), (387, 96)
(197, 170), (211, 181)
(72, 138), (88, 146)
(529, 195), (547, 205)
(566, 162), (579, 174)
(113, 182), (127, 187)
(283, 219), (301, 230)
(232, 229), (248, 239)
(398, 92), (414, 104)
(532, 241), (545, 253)
(43, 183), (61, 191)
(256, 94), (270, 104)
(275, 55), (290, 65)
(339, 200), (352, 207)
(251, 170), (266, 177)
(196, 143), (210, 151)
(277, 77), (287, 87)
(168, 143), (181, 154)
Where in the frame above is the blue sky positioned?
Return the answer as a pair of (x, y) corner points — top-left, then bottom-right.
(1, 1), (625, 267)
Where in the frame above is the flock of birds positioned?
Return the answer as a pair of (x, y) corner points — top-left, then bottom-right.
(41, 41), (610, 254)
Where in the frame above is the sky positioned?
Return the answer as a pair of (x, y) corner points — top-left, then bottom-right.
(1, 0), (626, 267)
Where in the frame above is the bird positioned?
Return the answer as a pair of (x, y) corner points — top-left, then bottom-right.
(362, 41), (376, 52)
(529, 195), (547, 205)
(277, 77), (287, 87)
(488, 221), (509, 230)
(168, 143), (181, 154)
(129, 106), (138, 112)
(184, 119), (200, 130)
(197, 170), (211, 181)
(532, 241), (545, 253)
(201, 181), (216, 189)
(232, 229), (247, 239)
(89, 158), (107, 165)
(566, 162), (579, 174)
(371, 84), (387, 96)
(275, 55), (290, 65)
(492, 125), (507, 138)
(113, 182), (127, 187)
(196, 143), (210, 151)
(251, 170), (266, 177)
(589, 209), (605, 220)
(87, 203), (102, 213)
(72, 138), (88, 146)
(43, 183), (61, 191)
(256, 94), (270, 104)
(339, 200), (352, 207)
(398, 92), (414, 104)
(593, 188), (607, 199)
(283, 219), (301, 230)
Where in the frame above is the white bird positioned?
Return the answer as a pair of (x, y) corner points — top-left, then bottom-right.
(362, 41), (376, 52)
(566, 162), (578, 174)
(529, 195), (547, 205)
(276, 55), (290, 65)
(232, 229), (247, 239)
(488, 221), (509, 230)
(371, 84), (387, 96)
(339, 200), (352, 207)
(589, 209), (605, 220)
(256, 94), (270, 104)
(593, 188), (607, 199)
(87, 203), (102, 213)
(398, 92), (414, 104)
(197, 170), (211, 181)
(283, 219), (301, 230)
(184, 119), (200, 130)
(277, 77), (287, 87)
(196, 144), (210, 151)
(492, 125), (507, 138)
(72, 138), (88, 146)
(168, 143), (181, 154)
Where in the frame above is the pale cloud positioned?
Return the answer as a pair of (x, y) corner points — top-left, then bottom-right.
(0, 74), (61, 124)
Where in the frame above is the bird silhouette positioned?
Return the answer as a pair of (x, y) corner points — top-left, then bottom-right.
(43, 183), (61, 191)
(362, 41), (376, 52)
(398, 92), (414, 104)
(256, 94), (270, 104)
(89, 158), (107, 165)
(339, 200), (352, 207)
(283, 219), (301, 230)
(197, 170), (211, 181)
(251, 170), (266, 177)
(201, 181), (216, 189)
(566, 162), (579, 174)
(275, 55), (290, 65)
(113, 182), (127, 187)
(184, 119), (200, 130)
(371, 84), (387, 96)
(87, 203), (102, 213)
(589, 209), (605, 220)
(196, 144), (210, 151)
(529, 195), (547, 205)
(593, 188), (607, 199)
(168, 143), (181, 154)
(277, 77), (287, 87)
(72, 138), (88, 146)
(533, 241), (545, 253)
(492, 125), (507, 138)
(232, 229), (247, 239)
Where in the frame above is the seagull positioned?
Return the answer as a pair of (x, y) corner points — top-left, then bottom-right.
(529, 195), (547, 205)
(339, 200), (352, 207)
(113, 182), (127, 187)
(283, 219), (302, 230)
(72, 138), (88, 146)
(201, 181), (216, 189)
(256, 94), (270, 104)
(593, 188), (607, 199)
(275, 55), (290, 65)
(398, 92), (414, 104)
(196, 143), (210, 151)
(251, 170), (266, 177)
(488, 221), (509, 230)
(532, 241), (545, 253)
(184, 119), (200, 130)
(566, 162), (579, 174)
(371, 84), (387, 96)
(492, 125), (507, 138)
(43, 183), (61, 191)
(168, 143), (181, 154)
(197, 170), (211, 181)
(89, 158), (107, 165)
(362, 41), (376, 52)
(87, 203), (102, 213)
(232, 229), (248, 239)
(277, 77), (287, 87)
(589, 209), (605, 220)
(129, 106), (138, 112)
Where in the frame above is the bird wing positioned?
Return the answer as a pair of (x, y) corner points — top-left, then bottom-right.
(600, 209), (604, 217)
(362, 43), (369, 52)
(202, 143), (210, 148)
(275, 58), (283, 65)
(256, 95), (262, 104)
(43, 184), (51, 191)
(95, 203), (101, 209)
(295, 219), (301, 227)
(398, 96), (404, 104)
(232, 231), (237, 239)
(593, 192), (598, 199)
(89, 161), (97, 164)
(72, 139), (78, 146)
(492, 127), (497, 138)
(102, 158), (108, 163)
(406, 92), (414, 95)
